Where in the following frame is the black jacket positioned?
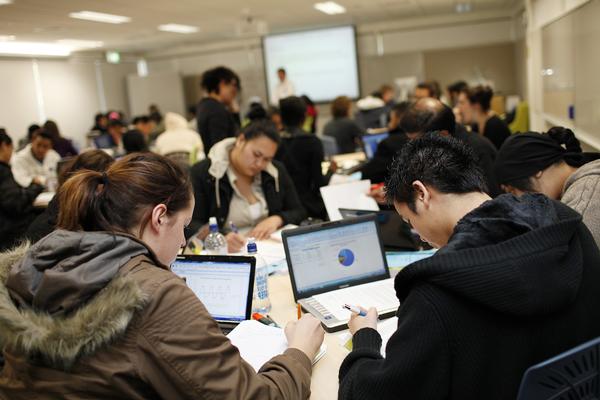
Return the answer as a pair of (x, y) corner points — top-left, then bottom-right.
(276, 128), (330, 220)
(0, 162), (43, 250)
(24, 196), (59, 244)
(483, 115), (511, 150)
(189, 158), (306, 236)
(339, 194), (600, 400)
(359, 130), (408, 184)
(196, 97), (238, 153)
(323, 118), (363, 154)
(454, 124), (501, 197)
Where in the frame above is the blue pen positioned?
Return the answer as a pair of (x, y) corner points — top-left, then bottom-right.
(229, 221), (239, 234)
(343, 304), (367, 317)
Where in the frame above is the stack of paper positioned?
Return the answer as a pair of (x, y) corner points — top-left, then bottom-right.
(227, 320), (327, 372)
(320, 180), (379, 221)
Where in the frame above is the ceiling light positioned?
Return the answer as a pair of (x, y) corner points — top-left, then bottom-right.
(0, 41), (71, 57)
(0, 0), (13, 5)
(158, 24), (199, 34)
(455, 3), (472, 13)
(69, 11), (131, 24)
(0, 35), (16, 41)
(314, 2), (346, 15)
(57, 39), (104, 49)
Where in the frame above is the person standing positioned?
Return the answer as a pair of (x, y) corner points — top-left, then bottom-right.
(270, 68), (295, 106)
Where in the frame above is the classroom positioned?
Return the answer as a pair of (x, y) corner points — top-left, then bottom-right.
(1, 0), (600, 399)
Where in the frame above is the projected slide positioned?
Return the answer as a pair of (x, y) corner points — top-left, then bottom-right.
(263, 26), (359, 102)
(338, 249), (355, 267)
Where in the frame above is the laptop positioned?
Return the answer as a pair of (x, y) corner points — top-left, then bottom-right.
(171, 255), (256, 334)
(362, 132), (389, 159)
(282, 215), (399, 332)
(338, 208), (420, 251)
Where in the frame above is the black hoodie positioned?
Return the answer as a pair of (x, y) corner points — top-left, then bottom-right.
(339, 194), (600, 400)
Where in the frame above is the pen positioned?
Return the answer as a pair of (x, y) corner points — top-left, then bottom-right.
(343, 304), (367, 316)
(229, 221), (239, 234)
(252, 312), (280, 328)
(297, 303), (302, 320)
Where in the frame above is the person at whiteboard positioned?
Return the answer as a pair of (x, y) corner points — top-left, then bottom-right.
(494, 126), (600, 247)
(196, 66), (241, 153)
(270, 68), (296, 106)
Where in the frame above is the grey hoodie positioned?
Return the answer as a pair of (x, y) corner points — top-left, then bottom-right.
(562, 159), (600, 248)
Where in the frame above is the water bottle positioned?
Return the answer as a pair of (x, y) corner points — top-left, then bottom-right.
(247, 238), (272, 313)
(204, 217), (227, 255)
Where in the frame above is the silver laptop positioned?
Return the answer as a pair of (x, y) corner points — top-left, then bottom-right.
(171, 255), (256, 334)
(282, 215), (399, 332)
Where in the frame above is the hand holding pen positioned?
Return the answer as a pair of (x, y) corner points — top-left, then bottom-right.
(345, 305), (379, 335)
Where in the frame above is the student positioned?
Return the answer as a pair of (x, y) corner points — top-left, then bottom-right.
(122, 130), (149, 154)
(132, 115), (155, 141)
(0, 152), (324, 399)
(190, 121), (305, 252)
(340, 133), (600, 399)
(494, 127), (600, 247)
(414, 80), (441, 99)
(155, 112), (205, 164)
(271, 67), (295, 106)
(43, 120), (78, 158)
(25, 150), (114, 244)
(94, 119), (124, 151)
(11, 129), (60, 189)
(268, 106), (284, 131)
(457, 85), (511, 149)
(446, 80), (468, 107)
(91, 113), (108, 134)
(17, 124), (41, 151)
(323, 96), (363, 154)
(0, 130), (44, 251)
(276, 96), (330, 220)
(196, 66), (240, 153)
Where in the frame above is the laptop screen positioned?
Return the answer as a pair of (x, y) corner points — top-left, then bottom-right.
(362, 132), (389, 159)
(171, 257), (254, 323)
(285, 217), (388, 297)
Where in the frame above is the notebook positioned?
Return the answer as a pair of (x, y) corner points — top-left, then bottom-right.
(282, 215), (399, 332)
(171, 255), (256, 334)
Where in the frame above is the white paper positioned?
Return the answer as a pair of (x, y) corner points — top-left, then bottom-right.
(227, 320), (326, 371)
(269, 224), (298, 242)
(320, 179), (379, 221)
(337, 316), (398, 357)
(33, 192), (55, 207)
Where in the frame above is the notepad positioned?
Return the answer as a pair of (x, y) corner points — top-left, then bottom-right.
(227, 320), (327, 372)
(320, 179), (379, 221)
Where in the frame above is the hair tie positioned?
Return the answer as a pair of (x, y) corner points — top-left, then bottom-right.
(102, 172), (109, 185)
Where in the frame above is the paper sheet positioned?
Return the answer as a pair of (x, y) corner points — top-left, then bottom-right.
(227, 320), (326, 371)
(320, 179), (379, 221)
(338, 316), (398, 357)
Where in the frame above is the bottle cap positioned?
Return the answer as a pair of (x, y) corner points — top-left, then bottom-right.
(246, 237), (257, 253)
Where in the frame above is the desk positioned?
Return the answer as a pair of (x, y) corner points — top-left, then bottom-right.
(268, 272), (347, 399)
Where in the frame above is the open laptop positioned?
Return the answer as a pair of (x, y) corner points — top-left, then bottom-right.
(362, 132), (389, 159)
(282, 215), (399, 332)
(338, 208), (420, 251)
(171, 255), (256, 334)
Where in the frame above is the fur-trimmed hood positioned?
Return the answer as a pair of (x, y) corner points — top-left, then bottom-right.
(0, 231), (158, 370)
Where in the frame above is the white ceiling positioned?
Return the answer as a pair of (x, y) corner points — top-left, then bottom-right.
(0, 0), (519, 53)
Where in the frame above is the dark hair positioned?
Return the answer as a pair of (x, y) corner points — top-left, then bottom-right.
(58, 150), (114, 187)
(94, 113), (106, 124)
(201, 66), (240, 94)
(108, 119), (124, 128)
(386, 134), (487, 211)
(277, 67), (286, 74)
(246, 103), (268, 121)
(391, 101), (412, 118)
(132, 115), (151, 125)
(279, 96), (306, 128)
(57, 152), (192, 236)
(331, 96), (352, 119)
(123, 130), (149, 154)
(447, 80), (468, 94)
(43, 120), (61, 141)
(267, 106), (281, 117)
(0, 129), (12, 146)
(400, 99), (455, 135)
(27, 124), (41, 140)
(32, 129), (53, 142)
(241, 120), (281, 145)
(467, 85), (494, 112)
(416, 81), (441, 99)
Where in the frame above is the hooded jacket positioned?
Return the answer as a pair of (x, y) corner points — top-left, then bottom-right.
(154, 112), (204, 163)
(189, 138), (306, 235)
(339, 194), (600, 400)
(0, 230), (312, 399)
(562, 159), (600, 248)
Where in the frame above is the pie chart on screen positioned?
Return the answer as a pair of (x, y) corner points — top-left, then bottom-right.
(338, 249), (355, 267)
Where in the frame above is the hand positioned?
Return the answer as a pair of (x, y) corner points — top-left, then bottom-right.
(328, 160), (338, 174)
(285, 314), (325, 360)
(225, 232), (246, 253)
(31, 176), (45, 187)
(348, 307), (378, 335)
(369, 186), (387, 205)
(249, 215), (283, 240)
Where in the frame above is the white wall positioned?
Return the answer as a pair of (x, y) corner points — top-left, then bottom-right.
(0, 54), (136, 147)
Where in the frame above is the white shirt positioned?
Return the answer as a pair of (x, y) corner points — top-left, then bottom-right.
(11, 144), (60, 188)
(271, 79), (296, 106)
(225, 166), (268, 231)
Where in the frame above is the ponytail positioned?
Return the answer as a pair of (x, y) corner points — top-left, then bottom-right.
(546, 126), (587, 167)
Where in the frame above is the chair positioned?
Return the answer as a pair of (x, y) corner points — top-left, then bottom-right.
(516, 336), (600, 400)
(320, 135), (339, 158)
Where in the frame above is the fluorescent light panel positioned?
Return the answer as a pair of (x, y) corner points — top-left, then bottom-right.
(0, 0), (13, 5)
(314, 1), (346, 15)
(57, 39), (104, 49)
(158, 23), (199, 34)
(0, 41), (71, 57)
(69, 11), (131, 24)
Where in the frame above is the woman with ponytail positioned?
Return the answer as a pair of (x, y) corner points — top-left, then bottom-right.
(0, 152), (323, 399)
(494, 126), (600, 246)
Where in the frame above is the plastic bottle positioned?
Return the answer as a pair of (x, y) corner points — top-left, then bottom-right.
(247, 237), (272, 313)
(204, 217), (227, 255)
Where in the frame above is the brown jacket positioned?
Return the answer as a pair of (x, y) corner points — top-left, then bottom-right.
(0, 231), (312, 399)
